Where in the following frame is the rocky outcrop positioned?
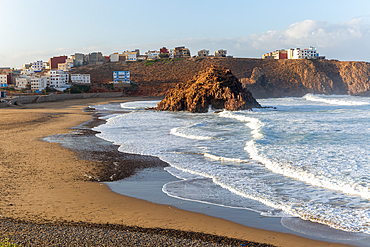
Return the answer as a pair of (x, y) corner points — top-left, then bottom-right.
(154, 66), (261, 113)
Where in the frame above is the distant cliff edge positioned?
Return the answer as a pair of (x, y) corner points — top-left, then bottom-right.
(71, 58), (370, 98)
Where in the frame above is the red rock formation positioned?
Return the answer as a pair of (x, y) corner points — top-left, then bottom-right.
(154, 66), (261, 113)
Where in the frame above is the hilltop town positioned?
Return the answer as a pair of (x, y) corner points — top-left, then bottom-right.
(0, 45), (329, 99)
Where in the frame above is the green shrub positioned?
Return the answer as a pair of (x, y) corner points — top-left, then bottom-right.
(0, 237), (20, 247)
(68, 85), (91, 94)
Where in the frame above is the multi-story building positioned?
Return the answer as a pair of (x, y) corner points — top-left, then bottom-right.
(49, 70), (69, 88)
(113, 71), (130, 83)
(174, 46), (191, 58)
(145, 50), (160, 60)
(88, 52), (104, 65)
(71, 74), (91, 84)
(73, 53), (85, 66)
(169, 49), (174, 59)
(198, 49), (209, 57)
(31, 61), (44, 72)
(58, 58), (74, 71)
(215, 49), (227, 57)
(0, 74), (7, 87)
(128, 52), (138, 61)
(30, 76), (48, 92)
(16, 76), (30, 89)
(110, 53), (119, 62)
(49, 56), (68, 70)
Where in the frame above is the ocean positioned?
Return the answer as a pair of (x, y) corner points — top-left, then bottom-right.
(92, 94), (370, 237)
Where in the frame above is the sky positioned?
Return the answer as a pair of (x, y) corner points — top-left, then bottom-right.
(1, 0), (370, 68)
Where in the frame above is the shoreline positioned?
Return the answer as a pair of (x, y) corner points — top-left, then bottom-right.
(0, 97), (352, 246)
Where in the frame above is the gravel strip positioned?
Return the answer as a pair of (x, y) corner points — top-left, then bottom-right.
(0, 219), (275, 247)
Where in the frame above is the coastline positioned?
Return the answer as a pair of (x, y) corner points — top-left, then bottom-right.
(0, 97), (352, 246)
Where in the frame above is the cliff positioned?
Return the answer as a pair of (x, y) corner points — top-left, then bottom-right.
(70, 57), (370, 98)
(154, 66), (261, 113)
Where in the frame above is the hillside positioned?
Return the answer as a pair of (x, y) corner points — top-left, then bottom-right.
(70, 57), (370, 98)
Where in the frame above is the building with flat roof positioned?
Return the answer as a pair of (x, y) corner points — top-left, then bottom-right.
(113, 71), (130, 83)
(215, 49), (227, 57)
(198, 49), (209, 57)
(174, 46), (191, 58)
(0, 74), (7, 88)
(71, 74), (91, 84)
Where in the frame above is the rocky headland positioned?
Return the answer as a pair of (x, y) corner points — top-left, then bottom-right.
(70, 57), (370, 98)
(154, 66), (261, 113)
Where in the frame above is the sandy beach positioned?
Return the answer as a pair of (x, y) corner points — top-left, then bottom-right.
(0, 97), (351, 246)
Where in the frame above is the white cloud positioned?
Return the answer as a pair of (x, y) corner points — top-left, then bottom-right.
(161, 18), (370, 61)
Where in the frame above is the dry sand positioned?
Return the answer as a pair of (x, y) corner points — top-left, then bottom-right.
(0, 97), (351, 246)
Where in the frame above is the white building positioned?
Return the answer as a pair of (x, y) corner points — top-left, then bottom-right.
(31, 61), (44, 72)
(289, 47), (319, 59)
(169, 49), (174, 59)
(16, 77), (30, 89)
(113, 71), (130, 83)
(110, 53), (119, 62)
(30, 76), (48, 92)
(0, 74), (7, 88)
(49, 70), (69, 88)
(145, 50), (160, 60)
(128, 52), (137, 61)
(43, 62), (50, 70)
(71, 74), (91, 84)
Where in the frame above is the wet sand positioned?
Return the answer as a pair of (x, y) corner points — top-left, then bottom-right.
(0, 97), (351, 246)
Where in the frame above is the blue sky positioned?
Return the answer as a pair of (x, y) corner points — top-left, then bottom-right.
(1, 0), (370, 68)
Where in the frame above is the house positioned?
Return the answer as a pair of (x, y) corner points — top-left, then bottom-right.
(31, 61), (44, 72)
(145, 50), (160, 60)
(110, 53), (119, 62)
(71, 74), (91, 84)
(16, 76), (30, 89)
(49, 70), (69, 88)
(174, 46), (191, 58)
(88, 52), (104, 65)
(198, 49), (209, 57)
(215, 49), (227, 57)
(113, 71), (130, 83)
(58, 58), (74, 71)
(128, 52), (137, 61)
(49, 56), (68, 69)
(73, 53), (84, 66)
(0, 74), (7, 88)
(30, 76), (48, 92)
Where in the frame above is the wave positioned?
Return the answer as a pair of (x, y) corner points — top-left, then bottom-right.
(218, 111), (264, 139)
(244, 140), (370, 200)
(303, 94), (369, 106)
(170, 126), (214, 140)
(204, 153), (251, 163)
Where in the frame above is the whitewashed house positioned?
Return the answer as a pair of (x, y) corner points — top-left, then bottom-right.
(0, 74), (7, 87)
(71, 74), (91, 84)
(110, 53), (119, 62)
(30, 76), (48, 92)
(49, 70), (69, 88)
(31, 61), (44, 72)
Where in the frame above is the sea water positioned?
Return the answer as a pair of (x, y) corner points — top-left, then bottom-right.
(93, 94), (370, 235)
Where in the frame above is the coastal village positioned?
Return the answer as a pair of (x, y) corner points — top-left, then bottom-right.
(0, 45), (324, 99)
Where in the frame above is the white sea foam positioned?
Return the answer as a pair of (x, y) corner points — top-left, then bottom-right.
(204, 153), (251, 163)
(170, 126), (214, 140)
(303, 94), (369, 105)
(218, 111), (264, 139)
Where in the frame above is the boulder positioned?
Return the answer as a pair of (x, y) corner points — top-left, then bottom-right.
(154, 66), (261, 113)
